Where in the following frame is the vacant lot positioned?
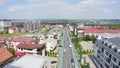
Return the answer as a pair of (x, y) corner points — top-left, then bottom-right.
(80, 41), (94, 50)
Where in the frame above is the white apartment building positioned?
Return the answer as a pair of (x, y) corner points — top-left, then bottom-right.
(0, 20), (12, 32)
(94, 37), (120, 68)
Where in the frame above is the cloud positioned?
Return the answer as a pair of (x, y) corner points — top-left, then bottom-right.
(0, 0), (12, 5)
(9, 5), (25, 11)
(26, 0), (64, 3)
(7, 0), (119, 19)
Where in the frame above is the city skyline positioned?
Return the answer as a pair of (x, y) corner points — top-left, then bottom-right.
(0, 0), (120, 19)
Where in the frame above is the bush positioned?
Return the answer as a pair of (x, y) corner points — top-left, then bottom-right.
(8, 48), (15, 55)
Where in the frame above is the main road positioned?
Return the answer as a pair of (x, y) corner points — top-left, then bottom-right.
(62, 27), (75, 68)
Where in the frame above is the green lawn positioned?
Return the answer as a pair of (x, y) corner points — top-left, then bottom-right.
(0, 32), (33, 37)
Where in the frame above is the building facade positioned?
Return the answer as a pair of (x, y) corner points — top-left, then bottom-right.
(94, 37), (120, 68)
(0, 20), (12, 32)
(23, 21), (40, 32)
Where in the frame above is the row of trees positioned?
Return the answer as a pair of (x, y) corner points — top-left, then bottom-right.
(71, 36), (83, 50)
(82, 35), (96, 43)
(82, 49), (94, 55)
(0, 30), (8, 34)
(45, 51), (58, 57)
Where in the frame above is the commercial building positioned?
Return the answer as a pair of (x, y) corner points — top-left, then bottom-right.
(77, 27), (120, 37)
(23, 21), (41, 32)
(4, 55), (47, 68)
(94, 37), (120, 68)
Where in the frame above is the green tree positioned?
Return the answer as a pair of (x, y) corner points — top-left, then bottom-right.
(90, 35), (96, 43)
(82, 35), (91, 41)
(8, 48), (15, 55)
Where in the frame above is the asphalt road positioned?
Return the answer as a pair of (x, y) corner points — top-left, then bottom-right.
(62, 28), (75, 68)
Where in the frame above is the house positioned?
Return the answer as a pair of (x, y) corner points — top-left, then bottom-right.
(0, 37), (8, 42)
(4, 55), (47, 68)
(0, 37), (8, 47)
(0, 48), (13, 68)
(16, 43), (46, 56)
(8, 26), (18, 34)
(0, 42), (4, 48)
(10, 38), (33, 50)
(39, 39), (57, 52)
(94, 37), (120, 68)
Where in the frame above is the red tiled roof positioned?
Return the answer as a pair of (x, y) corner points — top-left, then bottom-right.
(0, 42), (3, 47)
(17, 43), (45, 49)
(0, 37), (8, 41)
(11, 38), (33, 43)
(9, 26), (17, 30)
(77, 28), (120, 33)
(0, 48), (13, 62)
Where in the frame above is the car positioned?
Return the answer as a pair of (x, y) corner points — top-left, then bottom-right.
(59, 45), (62, 47)
(71, 59), (74, 65)
(69, 45), (71, 47)
(51, 61), (57, 64)
(64, 49), (66, 52)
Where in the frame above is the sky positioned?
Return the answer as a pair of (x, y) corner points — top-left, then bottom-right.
(0, 0), (120, 19)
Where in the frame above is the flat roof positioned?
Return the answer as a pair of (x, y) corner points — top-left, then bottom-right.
(4, 55), (46, 68)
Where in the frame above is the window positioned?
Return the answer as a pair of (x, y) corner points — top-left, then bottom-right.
(101, 47), (104, 52)
(102, 41), (104, 44)
(118, 61), (120, 66)
(105, 43), (107, 46)
(113, 57), (116, 62)
(105, 51), (108, 56)
(109, 54), (112, 58)
(113, 48), (117, 52)
(109, 45), (112, 48)
(28, 49), (32, 51)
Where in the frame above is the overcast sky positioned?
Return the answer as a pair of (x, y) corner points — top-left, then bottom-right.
(0, 0), (120, 19)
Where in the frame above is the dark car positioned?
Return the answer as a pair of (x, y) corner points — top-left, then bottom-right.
(71, 59), (74, 65)
(51, 61), (57, 64)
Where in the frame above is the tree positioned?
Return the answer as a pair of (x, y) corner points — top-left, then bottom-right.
(90, 35), (96, 43)
(8, 48), (15, 55)
(82, 35), (91, 41)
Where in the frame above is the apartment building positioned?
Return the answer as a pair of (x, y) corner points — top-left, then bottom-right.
(0, 19), (12, 32)
(23, 21), (40, 32)
(94, 37), (120, 68)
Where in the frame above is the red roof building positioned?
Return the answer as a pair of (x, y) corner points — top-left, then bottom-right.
(0, 48), (13, 67)
(0, 37), (8, 42)
(11, 38), (33, 43)
(16, 43), (46, 56)
(0, 42), (4, 47)
(17, 43), (45, 49)
(77, 27), (120, 33)
(8, 26), (18, 34)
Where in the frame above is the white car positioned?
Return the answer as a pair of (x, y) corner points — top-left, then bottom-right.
(69, 45), (72, 47)
(64, 49), (66, 52)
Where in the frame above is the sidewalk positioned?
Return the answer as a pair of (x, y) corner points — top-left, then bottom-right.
(82, 55), (96, 68)
(46, 57), (58, 68)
